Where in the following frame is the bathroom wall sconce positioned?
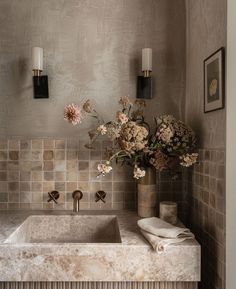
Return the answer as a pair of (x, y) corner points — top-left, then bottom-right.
(137, 48), (152, 99)
(32, 47), (49, 99)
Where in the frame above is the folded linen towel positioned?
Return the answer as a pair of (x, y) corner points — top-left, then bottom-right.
(137, 217), (194, 252)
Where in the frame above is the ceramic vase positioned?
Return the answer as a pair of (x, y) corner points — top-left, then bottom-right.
(137, 167), (157, 218)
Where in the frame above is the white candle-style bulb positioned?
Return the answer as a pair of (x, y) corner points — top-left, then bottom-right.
(142, 48), (152, 72)
(32, 47), (43, 71)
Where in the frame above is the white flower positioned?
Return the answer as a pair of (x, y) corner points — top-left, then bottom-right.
(180, 153), (198, 167)
(97, 162), (112, 176)
(133, 165), (146, 179)
(97, 124), (107, 135)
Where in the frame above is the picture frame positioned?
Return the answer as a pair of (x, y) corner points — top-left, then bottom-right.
(204, 47), (225, 113)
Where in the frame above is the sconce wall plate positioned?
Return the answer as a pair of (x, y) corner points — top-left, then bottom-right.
(33, 75), (49, 99)
(137, 76), (152, 99)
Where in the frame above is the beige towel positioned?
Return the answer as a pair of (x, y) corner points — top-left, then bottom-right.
(137, 217), (194, 252)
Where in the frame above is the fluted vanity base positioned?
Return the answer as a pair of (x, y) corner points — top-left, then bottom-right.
(0, 282), (198, 289)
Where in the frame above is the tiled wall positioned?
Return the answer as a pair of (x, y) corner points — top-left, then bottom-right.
(185, 149), (226, 289)
(0, 138), (136, 210)
(0, 138), (187, 214)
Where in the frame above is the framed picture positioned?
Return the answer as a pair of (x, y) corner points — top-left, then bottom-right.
(204, 47), (225, 113)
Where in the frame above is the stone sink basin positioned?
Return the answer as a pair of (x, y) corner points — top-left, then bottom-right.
(4, 215), (121, 244)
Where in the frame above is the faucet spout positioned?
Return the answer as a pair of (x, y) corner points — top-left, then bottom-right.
(72, 190), (83, 212)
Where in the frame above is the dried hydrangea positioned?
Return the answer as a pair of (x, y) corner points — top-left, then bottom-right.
(64, 103), (82, 125)
(133, 165), (146, 179)
(118, 121), (148, 154)
(156, 115), (196, 155)
(135, 99), (146, 107)
(180, 153), (198, 167)
(116, 111), (129, 124)
(106, 123), (121, 140)
(83, 99), (93, 113)
(119, 96), (132, 109)
(150, 150), (169, 171)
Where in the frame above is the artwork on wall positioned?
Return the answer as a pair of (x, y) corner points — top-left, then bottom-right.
(204, 47), (225, 113)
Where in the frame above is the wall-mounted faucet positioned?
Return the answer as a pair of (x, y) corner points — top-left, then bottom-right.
(72, 190), (83, 212)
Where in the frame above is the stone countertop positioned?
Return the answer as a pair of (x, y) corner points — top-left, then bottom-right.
(0, 210), (200, 282)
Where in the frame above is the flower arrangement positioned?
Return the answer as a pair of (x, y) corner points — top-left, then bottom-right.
(64, 96), (198, 179)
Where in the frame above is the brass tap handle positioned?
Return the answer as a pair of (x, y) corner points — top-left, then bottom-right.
(48, 191), (60, 204)
(95, 190), (106, 203)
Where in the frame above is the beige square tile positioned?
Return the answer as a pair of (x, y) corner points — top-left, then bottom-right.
(43, 139), (55, 149)
(0, 172), (7, 181)
(78, 151), (89, 160)
(80, 202), (90, 210)
(65, 202), (73, 210)
(31, 151), (42, 160)
(78, 161), (89, 171)
(20, 171), (31, 181)
(0, 192), (8, 202)
(78, 172), (89, 181)
(55, 182), (66, 191)
(55, 139), (65, 149)
(43, 182), (55, 192)
(32, 192), (43, 203)
(67, 160), (78, 171)
(43, 150), (54, 160)
(66, 182), (77, 191)
(55, 150), (65, 160)
(89, 182), (101, 192)
(55, 172), (66, 181)
(8, 182), (19, 192)
(91, 151), (102, 160)
(54, 160), (66, 171)
(43, 161), (54, 171)
(66, 192), (73, 202)
(9, 151), (19, 161)
(32, 171), (43, 181)
(8, 140), (20, 150)
(67, 151), (78, 160)
(8, 192), (19, 202)
(44, 172), (54, 181)
(8, 171), (19, 181)
(32, 139), (43, 150)
(0, 140), (8, 150)
(19, 161), (31, 171)
(0, 182), (8, 191)
(20, 182), (31, 191)
(32, 182), (42, 191)
(20, 140), (31, 150)
(20, 192), (32, 203)
(20, 151), (31, 160)
(0, 151), (7, 161)
(0, 161), (7, 170)
(66, 171), (77, 181)
(31, 161), (43, 171)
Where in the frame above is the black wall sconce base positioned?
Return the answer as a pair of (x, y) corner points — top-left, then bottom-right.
(33, 75), (49, 99)
(137, 76), (152, 99)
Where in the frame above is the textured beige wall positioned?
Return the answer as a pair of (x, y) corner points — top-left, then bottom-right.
(0, 0), (186, 138)
(185, 0), (226, 149)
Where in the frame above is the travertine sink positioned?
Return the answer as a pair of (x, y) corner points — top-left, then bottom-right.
(4, 215), (121, 243)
